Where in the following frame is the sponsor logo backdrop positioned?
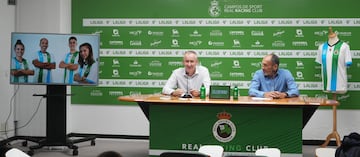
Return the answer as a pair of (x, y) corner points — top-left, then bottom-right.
(71, 0), (360, 109)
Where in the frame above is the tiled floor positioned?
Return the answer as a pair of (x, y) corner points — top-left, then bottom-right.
(3, 138), (333, 157)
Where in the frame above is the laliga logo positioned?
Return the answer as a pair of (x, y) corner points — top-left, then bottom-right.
(209, 0), (221, 17)
(213, 111), (236, 143)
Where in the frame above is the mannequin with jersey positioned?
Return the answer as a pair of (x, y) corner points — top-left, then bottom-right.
(315, 27), (352, 93)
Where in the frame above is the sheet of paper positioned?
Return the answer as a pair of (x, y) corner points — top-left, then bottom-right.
(251, 97), (273, 101)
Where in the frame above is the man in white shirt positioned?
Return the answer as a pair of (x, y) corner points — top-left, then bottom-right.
(162, 50), (211, 97)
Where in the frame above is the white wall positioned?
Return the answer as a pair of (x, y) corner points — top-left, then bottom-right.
(0, 0), (16, 140)
(304, 109), (360, 140)
(7, 0), (149, 138)
(70, 105), (148, 135)
(12, 0), (64, 137)
(0, 0), (359, 142)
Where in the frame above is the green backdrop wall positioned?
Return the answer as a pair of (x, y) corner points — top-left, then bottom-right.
(71, 0), (360, 109)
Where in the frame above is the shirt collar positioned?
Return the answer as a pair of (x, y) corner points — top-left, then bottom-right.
(184, 66), (199, 78)
(264, 69), (279, 79)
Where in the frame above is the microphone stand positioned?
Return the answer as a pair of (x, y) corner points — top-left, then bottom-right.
(182, 72), (192, 98)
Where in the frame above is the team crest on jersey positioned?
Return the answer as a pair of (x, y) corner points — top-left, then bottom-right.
(334, 49), (339, 55)
(212, 111), (236, 143)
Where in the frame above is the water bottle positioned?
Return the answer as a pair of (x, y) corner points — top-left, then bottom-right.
(233, 85), (238, 100)
(200, 84), (206, 100)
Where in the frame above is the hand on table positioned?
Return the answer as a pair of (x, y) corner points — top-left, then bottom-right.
(190, 89), (200, 97)
(171, 89), (185, 97)
(264, 91), (287, 99)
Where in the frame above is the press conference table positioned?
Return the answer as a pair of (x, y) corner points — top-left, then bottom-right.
(118, 95), (338, 157)
(118, 94), (338, 105)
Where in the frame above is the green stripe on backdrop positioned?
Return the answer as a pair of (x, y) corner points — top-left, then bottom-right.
(71, 87), (162, 105)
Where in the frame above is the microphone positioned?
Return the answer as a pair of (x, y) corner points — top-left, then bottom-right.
(182, 71), (192, 98)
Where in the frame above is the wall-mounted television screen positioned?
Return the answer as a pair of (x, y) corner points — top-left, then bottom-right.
(10, 32), (100, 85)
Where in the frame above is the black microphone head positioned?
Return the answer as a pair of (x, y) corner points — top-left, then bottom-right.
(182, 94), (192, 98)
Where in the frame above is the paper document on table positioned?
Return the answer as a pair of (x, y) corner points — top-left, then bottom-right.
(251, 97), (273, 101)
(160, 96), (171, 100)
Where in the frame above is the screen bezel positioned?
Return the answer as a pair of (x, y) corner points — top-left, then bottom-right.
(209, 85), (231, 99)
(10, 32), (100, 86)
